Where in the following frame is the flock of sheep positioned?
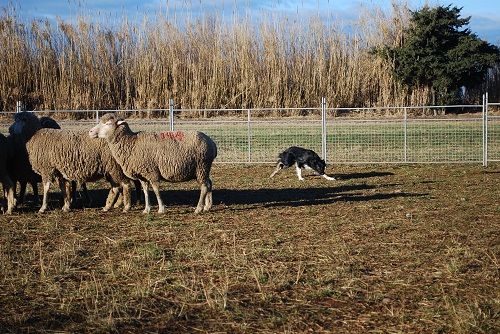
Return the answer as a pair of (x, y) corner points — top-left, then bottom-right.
(0, 112), (217, 214)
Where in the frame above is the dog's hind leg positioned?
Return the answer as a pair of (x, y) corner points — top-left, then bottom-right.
(295, 163), (304, 181)
(269, 162), (284, 178)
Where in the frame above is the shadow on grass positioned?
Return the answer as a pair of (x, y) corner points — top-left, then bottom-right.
(211, 186), (426, 209)
(332, 171), (395, 180)
(16, 182), (426, 212)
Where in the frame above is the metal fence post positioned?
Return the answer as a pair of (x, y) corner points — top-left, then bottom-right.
(403, 108), (408, 163)
(96, 110), (99, 123)
(247, 109), (251, 163)
(321, 97), (327, 161)
(485, 92), (488, 167)
(482, 94), (486, 167)
(169, 98), (174, 131)
(16, 101), (23, 112)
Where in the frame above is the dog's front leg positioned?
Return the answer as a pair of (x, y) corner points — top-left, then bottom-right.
(295, 163), (304, 181)
(321, 174), (336, 181)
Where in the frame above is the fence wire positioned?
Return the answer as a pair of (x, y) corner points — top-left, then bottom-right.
(488, 116), (500, 162)
(0, 104), (498, 165)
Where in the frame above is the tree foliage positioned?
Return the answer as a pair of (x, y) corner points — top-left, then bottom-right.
(377, 5), (500, 104)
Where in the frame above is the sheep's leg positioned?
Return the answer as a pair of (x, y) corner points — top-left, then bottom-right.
(195, 179), (211, 214)
(203, 178), (213, 212)
(103, 186), (120, 212)
(31, 181), (39, 205)
(39, 180), (51, 213)
(295, 163), (304, 181)
(150, 182), (164, 214)
(133, 180), (143, 204)
(140, 180), (151, 214)
(59, 179), (72, 212)
(113, 193), (123, 208)
(5, 185), (15, 214)
(18, 181), (27, 204)
(81, 182), (91, 206)
(121, 181), (132, 212)
(71, 180), (77, 205)
(2, 177), (15, 214)
(269, 162), (284, 178)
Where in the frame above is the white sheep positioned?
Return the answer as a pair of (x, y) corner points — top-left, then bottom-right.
(7, 115), (62, 205)
(89, 113), (217, 214)
(10, 111), (133, 213)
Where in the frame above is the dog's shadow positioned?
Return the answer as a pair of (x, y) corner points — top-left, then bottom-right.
(331, 171), (395, 180)
(214, 184), (425, 209)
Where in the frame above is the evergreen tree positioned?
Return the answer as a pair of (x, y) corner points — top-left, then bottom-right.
(376, 5), (500, 104)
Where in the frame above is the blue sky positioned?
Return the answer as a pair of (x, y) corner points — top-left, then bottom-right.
(2, 0), (499, 44)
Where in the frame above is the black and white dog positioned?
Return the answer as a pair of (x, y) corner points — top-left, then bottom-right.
(269, 146), (335, 181)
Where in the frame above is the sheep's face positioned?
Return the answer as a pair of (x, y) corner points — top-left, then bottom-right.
(9, 111), (41, 139)
(9, 120), (24, 135)
(89, 119), (116, 139)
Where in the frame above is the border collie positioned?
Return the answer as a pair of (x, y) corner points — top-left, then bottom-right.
(269, 146), (335, 181)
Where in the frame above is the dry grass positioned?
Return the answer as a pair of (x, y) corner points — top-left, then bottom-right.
(0, 1), (442, 113)
(0, 164), (499, 333)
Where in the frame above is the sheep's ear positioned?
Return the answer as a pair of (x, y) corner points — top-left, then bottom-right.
(117, 120), (125, 126)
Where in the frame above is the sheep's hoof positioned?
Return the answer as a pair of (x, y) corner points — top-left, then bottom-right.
(102, 206), (111, 212)
(62, 206), (71, 212)
(143, 207), (151, 214)
(38, 207), (46, 213)
(194, 207), (203, 214)
(122, 207), (130, 213)
(157, 206), (165, 214)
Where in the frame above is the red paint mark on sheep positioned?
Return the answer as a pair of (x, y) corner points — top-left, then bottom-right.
(159, 131), (185, 141)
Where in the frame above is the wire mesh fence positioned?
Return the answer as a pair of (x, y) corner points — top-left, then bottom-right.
(488, 110), (500, 162)
(1, 99), (499, 165)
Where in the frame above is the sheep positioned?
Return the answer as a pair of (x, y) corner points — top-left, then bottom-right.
(39, 116), (92, 205)
(10, 111), (133, 213)
(7, 115), (61, 205)
(8, 115), (90, 207)
(89, 112), (217, 214)
(0, 133), (15, 214)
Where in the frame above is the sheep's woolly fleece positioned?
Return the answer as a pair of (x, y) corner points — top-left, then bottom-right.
(90, 113), (217, 213)
(13, 112), (133, 213)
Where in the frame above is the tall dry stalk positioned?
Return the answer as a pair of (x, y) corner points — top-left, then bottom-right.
(0, 1), (494, 113)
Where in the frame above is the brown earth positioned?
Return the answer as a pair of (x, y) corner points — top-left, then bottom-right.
(0, 164), (499, 333)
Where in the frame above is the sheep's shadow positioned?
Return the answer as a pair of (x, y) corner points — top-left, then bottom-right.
(76, 183), (425, 210)
(17, 182), (426, 211)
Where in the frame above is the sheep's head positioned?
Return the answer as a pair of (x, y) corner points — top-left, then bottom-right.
(89, 113), (125, 139)
(9, 111), (42, 140)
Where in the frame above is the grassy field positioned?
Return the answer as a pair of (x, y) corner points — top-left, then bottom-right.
(1, 164), (499, 333)
(3, 116), (497, 164)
